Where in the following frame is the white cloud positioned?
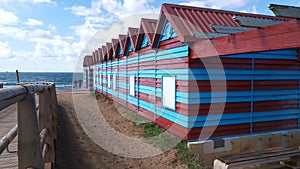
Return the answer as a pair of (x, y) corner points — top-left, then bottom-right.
(0, 41), (13, 58)
(180, 0), (251, 9)
(66, 0), (159, 58)
(25, 18), (43, 26)
(0, 26), (28, 40)
(1, 0), (56, 5)
(239, 6), (257, 14)
(0, 9), (19, 25)
(66, 55), (76, 63)
(27, 29), (70, 47)
(48, 24), (57, 32)
(34, 43), (52, 58)
(20, 0), (56, 5)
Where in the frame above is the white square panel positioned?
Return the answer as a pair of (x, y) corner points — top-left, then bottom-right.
(129, 75), (135, 96)
(162, 76), (176, 110)
(107, 74), (111, 88)
(113, 74), (117, 90)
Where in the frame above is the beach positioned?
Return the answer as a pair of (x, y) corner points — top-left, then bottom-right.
(56, 90), (188, 169)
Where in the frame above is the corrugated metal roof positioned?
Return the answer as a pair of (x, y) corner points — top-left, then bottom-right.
(94, 50), (99, 64)
(119, 34), (127, 52)
(102, 45), (107, 61)
(152, 3), (289, 46)
(83, 56), (86, 66)
(123, 27), (139, 55)
(92, 51), (96, 65)
(135, 18), (157, 51)
(97, 48), (103, 63)
(89, 55), (93, 66)
(85, 55), (92, 66)
(112, 39), (119, 57)
(106, 42), (113, 60)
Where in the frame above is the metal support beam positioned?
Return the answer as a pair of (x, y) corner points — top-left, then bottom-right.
(269, 4), (300, 18)
(193, 31), (228, 39)
(211, 24), (254, 34)
(233, 16), (283, 28)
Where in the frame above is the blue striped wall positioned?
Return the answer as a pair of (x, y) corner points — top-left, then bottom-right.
(89, 45), (300, 138)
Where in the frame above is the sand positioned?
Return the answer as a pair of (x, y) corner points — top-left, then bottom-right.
(56, 90), (188, 169)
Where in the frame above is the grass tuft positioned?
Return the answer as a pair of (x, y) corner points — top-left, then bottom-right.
(141, 122), (207, 169)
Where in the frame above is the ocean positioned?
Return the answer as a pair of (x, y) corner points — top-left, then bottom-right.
(0, 72), (83, 90)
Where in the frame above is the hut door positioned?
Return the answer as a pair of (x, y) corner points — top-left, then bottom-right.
(86, 69), (88, 88)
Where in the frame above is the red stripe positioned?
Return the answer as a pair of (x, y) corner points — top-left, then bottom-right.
(189, 54), (252, 69)
(191, 20), (300, 58)
(158, 38), (185, 51)
(138, 108), (155, 121)
(253, 119), (298, 133)
(156, 116), (251, 140)
(254, 100), (298, 112)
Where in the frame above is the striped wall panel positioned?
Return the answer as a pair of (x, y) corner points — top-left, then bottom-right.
(87, 37), (300, 140)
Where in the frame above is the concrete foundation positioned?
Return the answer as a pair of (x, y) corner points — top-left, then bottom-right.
(188, 129), (300, 167)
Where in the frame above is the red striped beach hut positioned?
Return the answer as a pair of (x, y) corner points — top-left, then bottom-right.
(83, 3), (300, 140)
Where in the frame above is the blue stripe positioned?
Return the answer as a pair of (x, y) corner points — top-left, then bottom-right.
(99, 84), (299, 128)
(222, 49), (297, 60)
(99, 46), (188, 68)
(298, 80), (300, 128)
(112, 81), (300, 104)
(115, 68), (300, 81)
(100, 45), (189, 67)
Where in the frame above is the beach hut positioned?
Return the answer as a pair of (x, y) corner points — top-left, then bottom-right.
(83, 55), (94, 90)
(83, 3), (300, 140)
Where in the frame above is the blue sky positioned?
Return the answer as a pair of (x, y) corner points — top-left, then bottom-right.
(0, 0), (299, 72)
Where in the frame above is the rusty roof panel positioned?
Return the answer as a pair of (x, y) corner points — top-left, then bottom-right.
(124, 27), (139, 55)
(97, 48), (102, 63)
(102, 45), (107, 61)
(128, 27), (139, 48)
(135, 18), (158, 51)
(112, 39), (119, 56)
(106, 42), (113, 59)
(152, 3), (289, 46)
(141, 18), (157, 44)
(86, 55), (92, 66)
(119, 34), (127, 52)
(94, 50), (99, 64)
(92, 51), (96, 65)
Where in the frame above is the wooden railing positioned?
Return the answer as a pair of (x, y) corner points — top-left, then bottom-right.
(0, 82), (58, 169)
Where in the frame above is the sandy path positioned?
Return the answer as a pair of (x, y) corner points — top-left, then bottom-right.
(56, 91), (187, 169)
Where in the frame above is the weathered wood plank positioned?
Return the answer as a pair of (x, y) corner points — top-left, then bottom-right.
(18, 93), (42, 169)
(215, 147), (300, 169)
(0, 104), (18, 168)
(0, 87), (26, 110)
(0, 83), (57, 169)
(0, 125), (17, 154)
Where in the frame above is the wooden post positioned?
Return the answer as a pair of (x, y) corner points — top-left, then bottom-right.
(0, 82), (3, 89)
(39, 88), (55, 164)
(17, 93), (42, 169)
(16, 70), (20, 84)
(49, 84), (58, 168)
